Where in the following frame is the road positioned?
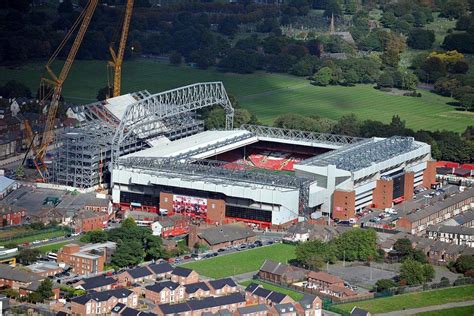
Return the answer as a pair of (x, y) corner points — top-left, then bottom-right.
(29, 235), (79, 250)
(375, 300), (474, 316)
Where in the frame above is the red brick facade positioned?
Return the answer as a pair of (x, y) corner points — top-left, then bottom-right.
(75, 212), (108, 233)
(0, 206), (25, 227)
(372, 179), (393, 209)
(423, 160), (437, 188)
(404, 171), (415, 201)
(332, 190), (356, 221)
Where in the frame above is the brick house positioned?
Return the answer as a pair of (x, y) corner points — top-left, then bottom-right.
(26, 262), (63, 277)
(245, 283), (294, 306)
(170, 267), (199, 285)
(147, 261), (174, 280)
(56, 242), (116, 275)
(73, 275), (117, 292)
(207, 278), (238, 296)
(306, 271), (345, 290)
(188, 223), (256, 251)
(144, 281), (185, 304)
(0, 205), (25, 226)
(258, 260), (307, 284)
(155, 292), (246, 316)
(184, 281), (211, 300)
(116, 266), (154, 285)
(74, 210), (109, 233)
(236, 304), (269, 316)
(70, 289), (138, 315)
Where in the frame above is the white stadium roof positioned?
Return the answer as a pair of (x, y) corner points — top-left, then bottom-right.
(103, 93), (138, 121)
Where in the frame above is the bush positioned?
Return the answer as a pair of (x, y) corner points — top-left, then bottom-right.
(407, 29), (435, 49)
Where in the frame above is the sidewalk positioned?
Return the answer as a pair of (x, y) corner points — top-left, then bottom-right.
(375, 300), (474, 316)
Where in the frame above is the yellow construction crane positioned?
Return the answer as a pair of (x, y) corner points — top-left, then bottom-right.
(29, 0), (98, 181)
(108, 0), (134, 98)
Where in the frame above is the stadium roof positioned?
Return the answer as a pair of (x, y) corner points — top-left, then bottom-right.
(103, 93), (139, 121)
(123, 130), (257, 159)
(300, 137), (424, 172)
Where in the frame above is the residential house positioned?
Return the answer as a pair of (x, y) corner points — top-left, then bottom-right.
(188, 222), (256, 251)
(111, 303), (156, 316)
(269, 302), (299, 316)
(443, 210), (474, 227)
(258, 260), (307, 284)
(117, 266), (155, 285)
(70, 288), (138, 315)
(74, 210), (109, 233)
(147, 261), (173, 280)
(236, 304), (268, 316)
(184, 281), (211, 300)
(170, 267), (199, 285)
(306, 271), (345, 290)
(74, 275), (117, 292)
(155, 292), (246, 316)
(144, 281), (185, 304)
(350, 307), (371, 316)
(426, 225), (474, 247)
(207, 278), (238, 296)
(245, 283), (294, 306)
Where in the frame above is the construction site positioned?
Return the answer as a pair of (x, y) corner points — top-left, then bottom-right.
(16, 0), (437, 229)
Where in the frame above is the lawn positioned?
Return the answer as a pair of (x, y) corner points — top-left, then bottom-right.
(414, 305), (474, 316)
(240, 279), (304, 301)
(180, 243), (296, 279)
(0, 229), (67, 246)
(335, 285), (474, 314)
(0, 59), (471, 132)
(34, 241), (70, 253)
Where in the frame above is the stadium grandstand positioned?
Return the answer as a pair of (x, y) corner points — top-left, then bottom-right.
(52, 82), (437, 228)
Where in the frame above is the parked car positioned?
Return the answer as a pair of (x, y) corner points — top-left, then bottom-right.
(254, 240), (263, 247)
(217, 248), (226, 252)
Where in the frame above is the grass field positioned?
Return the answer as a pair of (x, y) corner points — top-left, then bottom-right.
(0, 229), (67, 246)
(180, 243), (296, 279)
(414, 305), (474, 316)
(239, 279), (305, 301)
(335, 285), (474, 314)
(0, 59), (471, 132)
(34, 241), (70, 253)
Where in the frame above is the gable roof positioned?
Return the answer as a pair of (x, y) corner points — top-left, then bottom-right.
(245, 282), (259, 293)
(208, 278), (237, 290)
(351, 307), (370, 316)
(268, 291), (288, 304)
(126, 266), (154, 279)
(237, 304), (268, 315)
(0, 264), (41, 283)
(274, 303), (297, 314)
(171, 266), (193, 277)
(71, 288), (133, 305)
(307, 271), (343, 284)
(260, 260), (289, 276)
(147, 262), (173, 275)
(158, 293), (245, 314)
(198, 223), (256, 245)
(184, 281), (210, 294)
(78, 275), (116, 291)
(253, 287), (272, 299)
(145, 281), (180, 293)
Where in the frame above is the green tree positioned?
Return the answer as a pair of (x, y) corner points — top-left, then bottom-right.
(111, 240), (145, 268)
(17, 248), (40, 265)
(80, 230), (108, 243)
(393, 238), (412, 257)
(375, 278), (397, 292)
(295, 240), (337, 269)
(400, 259), (435, 285)
(145, 235), (167, 260)
(441, 0), (469, 18)
(312, 67), (333, 86)
(407, 29), (435, 49)
(121, 218), (137, 230)
(334, 229), (377, 261)
(453, 255), (474, 274)
(29, 279), (54, 303)
(332, 114), (361, 137)
(423, 264), (435, 282)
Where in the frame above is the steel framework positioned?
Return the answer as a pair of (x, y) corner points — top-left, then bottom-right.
(241, 124), (365, 146)
(117, 157), (314, 212)
(111, 82), (234, 168)
(301, 136), (420, 171)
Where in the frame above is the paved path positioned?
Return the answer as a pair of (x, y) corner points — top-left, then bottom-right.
(375, 300), (474, 316)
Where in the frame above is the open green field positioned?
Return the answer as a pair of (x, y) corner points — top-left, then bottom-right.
(240, 279), (304, 301)
(414, 305), (474, 316)
(180, 243), (296, 279)
(335, 285), (474, 314)
(0, 59), (471, 132)
(34, 241), (70, 253)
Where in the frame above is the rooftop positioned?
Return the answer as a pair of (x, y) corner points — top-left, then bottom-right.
(199, 223), (256, 245)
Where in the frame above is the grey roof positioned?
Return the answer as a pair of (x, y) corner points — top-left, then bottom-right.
(0, 265), (41, 283)
(427, 225), (474, 236)
(77, 275), (116, 291)
(274, 303), (297, 314)
(208, 278), (237, 290)
(260, 260), (289, 276)
(299, 294), (317, 310)
(451, 211), (474, 225)
(268, 291), (288, 303)
(71, 288), (133, 305)
(301, 137), (421, 172)
(431, 240), (449, 252)
(199, 223), (256, 245)
(145, 281), (180, 293)
(184, 281), (210, 294)
(253, 287), (272, 299)
(159, 293), (245, 314)
(245, 282), (259, 293)
(406, 188), (474, 223)
(351, 307), (370, 316)
(158, 302), (191, 315)
(126, 266), (154, 279)
(237, 304), (268, 315)
(445, 244), (467, 256)
(0, 176), (15, 193)
(147, 262), (173, 275)
(171, 266), (193, 277)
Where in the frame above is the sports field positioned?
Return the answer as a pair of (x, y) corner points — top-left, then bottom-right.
(240, 279), (304, 301)
(334, 285), (474, 314)
(0, 59), (470, 132)
(180, 243), (296, 279)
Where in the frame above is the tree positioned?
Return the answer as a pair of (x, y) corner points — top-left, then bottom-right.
(295, 240), (337, 269)
(312, 67), (333, 86)
(334, 229), (377, 261)
(400, 259), (435, 285)
(460, 93), (474, 111)
(80, 230), (108, 243)
(377, 72), (395, 88)
(0, 80), (32, 98)
(218, 17), (239, 36)
(111, 240), (145, 268)
(205, 108), (226, 129)
(407, 29), (435, 49)
(17, 248), (40, 264)
(96, 86), (109, 101)
(145, 235), (167, 260)
(393, 238), (412, 257)
(29, 279), (54, 303)
(121, 218), (137, 229)
(169, 51), (182, 65)
(429, 50), (464, 64)
(375, 279), (397, 292)
(434, 78), (461, 97)
(420, 57), (447, 83)
(218, 50), (258, 74)
(332, 114), (361, 137)
(441, 0), (469, 19)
